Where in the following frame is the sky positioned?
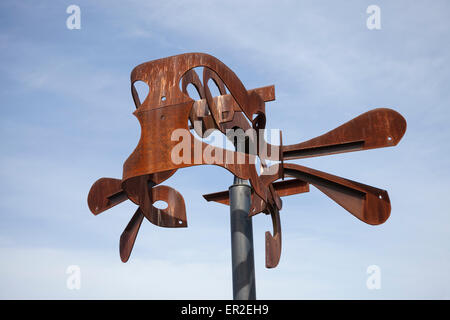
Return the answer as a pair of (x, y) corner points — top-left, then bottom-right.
(0, 0), (449, 299)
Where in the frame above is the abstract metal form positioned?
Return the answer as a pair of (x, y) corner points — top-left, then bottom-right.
(87, 53), (407, 268)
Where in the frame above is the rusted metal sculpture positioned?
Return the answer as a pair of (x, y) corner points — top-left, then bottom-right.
(87, 53), (407, 269)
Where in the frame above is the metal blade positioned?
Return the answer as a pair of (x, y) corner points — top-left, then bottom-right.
(265, 205), (282, 268)
(87, 178), (127, 215)
(283, 163), (390, 225)
(119, 207), (145, 263)
(282, 108), (407, 160)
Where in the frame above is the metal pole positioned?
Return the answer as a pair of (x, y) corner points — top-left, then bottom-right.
(229, 176), (256, 300)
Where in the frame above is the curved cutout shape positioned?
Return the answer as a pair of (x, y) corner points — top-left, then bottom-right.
(153, 200), (168, 210)
(131, 80), (150, 109)
(181, 68), (216, 138)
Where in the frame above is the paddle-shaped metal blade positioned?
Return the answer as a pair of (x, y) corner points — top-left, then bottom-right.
(87, 178), (127, 215)
(120, 208), (144, 262)
(283, 108), (407, 160)
(283, 163), (390, 225)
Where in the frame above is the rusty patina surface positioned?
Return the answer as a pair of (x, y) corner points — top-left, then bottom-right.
(88, 53), (407, 268)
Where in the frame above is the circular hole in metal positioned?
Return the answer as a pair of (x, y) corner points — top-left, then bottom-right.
(153, 200), (168, 209)
(387, 136), (392, 141)
(161, 96), (166, 102)
(178, 220), (183, 225)
(378, 195), (383, 199)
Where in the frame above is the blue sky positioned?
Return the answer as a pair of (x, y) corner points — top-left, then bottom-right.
(0, 0), (449, 299)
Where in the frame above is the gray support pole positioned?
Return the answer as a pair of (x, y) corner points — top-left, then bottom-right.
(229, 176), (256, 300)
